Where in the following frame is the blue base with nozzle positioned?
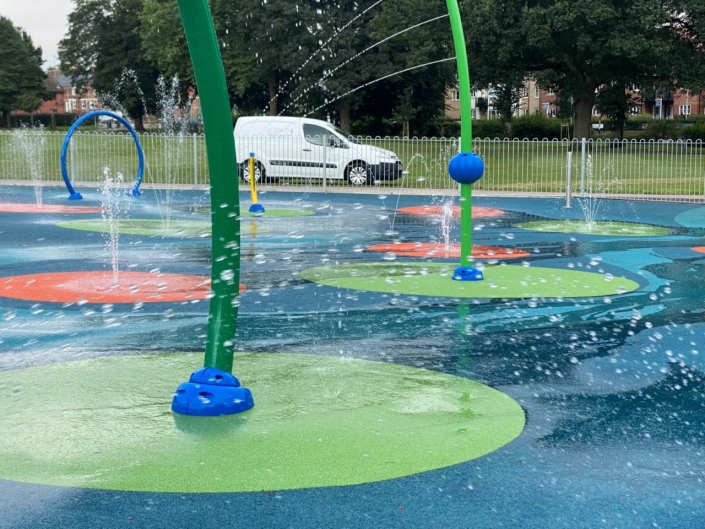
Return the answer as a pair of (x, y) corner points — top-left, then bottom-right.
(171, 367), (254, 416)
(68, 192), (83, 200)
(249, 203), (265, 214)
(453, 266), (484, 281)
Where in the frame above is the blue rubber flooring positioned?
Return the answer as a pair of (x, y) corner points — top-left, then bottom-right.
(1, 185), (704, 529)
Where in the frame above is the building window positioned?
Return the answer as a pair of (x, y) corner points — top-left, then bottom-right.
(519, 87), (528, 98)
(547, 108), (557, 118)
(630, 106), (641, 115)
(547, 88), (555, 95)
(542, 103), (549, 112)
(71, 87), (77, 96)
(451, 91), (460, 101)
(535, 87), (540, 98)
(593, 107), (602, 116)
(679, 105), (692, 116)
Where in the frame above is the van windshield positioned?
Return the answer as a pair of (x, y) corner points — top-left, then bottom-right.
(328, 125), (361, 145)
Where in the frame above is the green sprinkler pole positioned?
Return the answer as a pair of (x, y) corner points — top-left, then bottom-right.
(446, 0), (474, 268)
(176, 0), (240, 373)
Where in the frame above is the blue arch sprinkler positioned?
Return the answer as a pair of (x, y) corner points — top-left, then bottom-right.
(60, 110), (144, 200)
(170, 0), (253, 416)
(445, 0), (485, 281)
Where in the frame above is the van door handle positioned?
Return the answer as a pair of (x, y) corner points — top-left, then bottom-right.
(302, 148), (312, 152)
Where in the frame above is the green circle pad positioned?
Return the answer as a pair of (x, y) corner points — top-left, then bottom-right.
(300, 263), (640, 298)
(0, 353), (524, 493)
(56, 219), (268, 237)
(516, 220), (671, 237)
(197, 207), (315, 217)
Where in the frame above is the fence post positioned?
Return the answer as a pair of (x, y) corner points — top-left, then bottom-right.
(565, 150), (572, 208)
(323, 135), (327, 193)
(69, 134), (76, 184)
(193, 133), (198, 188)
(580, 137), (586, 198)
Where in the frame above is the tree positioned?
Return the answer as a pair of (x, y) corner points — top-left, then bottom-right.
(59, 0), (160, 130)
(0, 17), (48, 128)
(464, 0), (705, 139)
(139, 0), (195, 105)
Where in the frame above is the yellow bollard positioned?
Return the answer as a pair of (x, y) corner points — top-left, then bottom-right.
(248, 152), (265, 214)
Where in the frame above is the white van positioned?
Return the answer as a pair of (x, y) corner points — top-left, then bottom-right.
(234, 116), (403, 185)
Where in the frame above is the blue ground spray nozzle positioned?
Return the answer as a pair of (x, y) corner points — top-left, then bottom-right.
(171, 367), (253, 416)
(249, 203), (265, 213)
(453, 266), (484, 281)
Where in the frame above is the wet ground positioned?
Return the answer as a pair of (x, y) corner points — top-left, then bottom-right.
(1, 184), (704, 528)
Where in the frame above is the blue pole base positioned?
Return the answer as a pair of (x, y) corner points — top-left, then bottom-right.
(249, 203), (265, 214)
(68, 192), (83, 200)
(171, 367), (254, 416)
(453, 266), (484, 281)
(128, 187), (142, 197)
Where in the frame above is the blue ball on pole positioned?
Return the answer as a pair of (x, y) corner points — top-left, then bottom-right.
(448, 152), (484, 185)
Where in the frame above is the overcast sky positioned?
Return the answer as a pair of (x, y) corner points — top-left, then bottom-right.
(0, 0), (74, 68)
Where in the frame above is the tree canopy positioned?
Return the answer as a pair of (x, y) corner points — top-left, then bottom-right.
(464, 0), (705, 139)
(0, 16), (48, 128)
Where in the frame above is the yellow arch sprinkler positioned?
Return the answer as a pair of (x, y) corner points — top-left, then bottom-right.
(446, 0), (485, 282)
(171, 0), (253, 416)
(248, 152), (265, 214)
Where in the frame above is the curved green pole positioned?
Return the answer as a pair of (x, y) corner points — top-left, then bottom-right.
(446, 0), (473, 268)
(176, 0), (240, 373)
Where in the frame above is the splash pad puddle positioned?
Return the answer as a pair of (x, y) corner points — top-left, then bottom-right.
(398, 205), (504, 218)
(516, 220), (672, 237)
(0, 353), (524, 492)
(0, 203), (103, 214)
(367, 243), (530, 259)
(56, 218), (269, 237)
(301, 262), (640, 299)
(0, 271), (245, 304)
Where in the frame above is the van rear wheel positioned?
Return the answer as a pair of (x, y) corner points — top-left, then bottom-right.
(240, 161), (264, 184)
(346, 161), (370, 186)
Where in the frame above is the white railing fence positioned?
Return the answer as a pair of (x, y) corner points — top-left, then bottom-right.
(0, 130), (703, 203)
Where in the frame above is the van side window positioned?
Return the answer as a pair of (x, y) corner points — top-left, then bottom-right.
(303, 124), (330, 146)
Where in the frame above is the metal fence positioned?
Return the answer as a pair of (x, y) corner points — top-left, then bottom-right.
(1, 130), (704, 203)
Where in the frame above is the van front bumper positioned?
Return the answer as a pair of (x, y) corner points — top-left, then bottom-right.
(372, 161), (403, 181)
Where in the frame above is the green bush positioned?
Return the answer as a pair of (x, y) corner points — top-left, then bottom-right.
(625, 115), (653, 131)
(472, 119), (505, 139)
(639, 119), (680, 140)
(427, 117), (461, 138)
(9, 113), (81, 128)
(680, 124), (705, 141)
(511, 114), (562, 139)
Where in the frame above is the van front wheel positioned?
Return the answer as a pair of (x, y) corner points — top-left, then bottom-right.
(346, 161), (370, 186)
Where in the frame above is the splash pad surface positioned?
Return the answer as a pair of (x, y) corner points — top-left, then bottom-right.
(0, 188), (703, 529)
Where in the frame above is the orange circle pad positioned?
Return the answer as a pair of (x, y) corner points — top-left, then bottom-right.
(0, 271), (246, 304)
(397, 206), (504, 218)
(367, 243), (529, 259)
(0, 203), (103, 214)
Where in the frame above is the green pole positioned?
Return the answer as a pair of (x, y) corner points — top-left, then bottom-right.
(446, 0), (473, 268)
(176, 0), (240, 373)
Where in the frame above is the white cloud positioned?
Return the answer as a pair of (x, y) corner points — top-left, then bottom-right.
(0, 0), (75, 68)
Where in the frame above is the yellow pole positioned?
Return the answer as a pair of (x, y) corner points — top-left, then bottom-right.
(249, 153), (258, 204)
(248, 152), (265, 214)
